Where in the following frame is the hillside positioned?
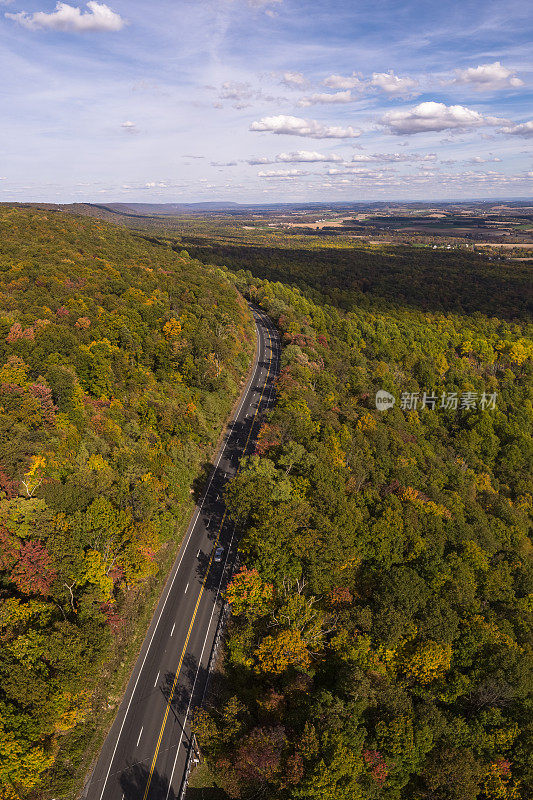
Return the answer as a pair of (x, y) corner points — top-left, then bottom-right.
(0, 208), (254, 798)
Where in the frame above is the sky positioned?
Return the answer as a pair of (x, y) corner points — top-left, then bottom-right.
(1, 0), (532, 203)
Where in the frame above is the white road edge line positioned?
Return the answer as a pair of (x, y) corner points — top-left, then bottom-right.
(170, 622), (176, 636)
(136, 727), (143, 748)
(184, 582), (189, 594)
(154, 671), (160, 688)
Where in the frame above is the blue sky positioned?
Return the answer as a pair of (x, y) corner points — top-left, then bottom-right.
(1, 0), (531, 202)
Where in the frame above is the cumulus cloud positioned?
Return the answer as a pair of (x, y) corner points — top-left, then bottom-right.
(6, 2), (126, 32)
(453, 62), (524, 91)
(211, 160), (238, 166)
(381, 102), (505, 135)
(121, 120), (137, 133)
(250, 114), (361, 139)
(246, 156), (274, 165)
(280, 71), (307, 89)
(248, 150), (344, 164)
(323, 72), (363, 90)
(501, 120), (533, 137)
(258, 168), (309, 178)
(370, 70), (419, 96)
(298, 90), (353, 107)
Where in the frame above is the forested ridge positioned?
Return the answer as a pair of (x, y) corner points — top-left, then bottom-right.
(0, 208), (254, 798)
(191, 245), (533, 799)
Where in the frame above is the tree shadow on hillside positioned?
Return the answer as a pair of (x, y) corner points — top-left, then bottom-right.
(181, 241), (533, 321)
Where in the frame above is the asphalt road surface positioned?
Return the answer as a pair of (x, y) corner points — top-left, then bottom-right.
(83, 306), (280, 800)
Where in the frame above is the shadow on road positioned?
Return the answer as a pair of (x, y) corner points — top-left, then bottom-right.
(160, 653), (210, 723)
(120, 762), (178, 799)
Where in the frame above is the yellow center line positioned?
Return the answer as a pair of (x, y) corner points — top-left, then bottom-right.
(141, 320), (275, 800)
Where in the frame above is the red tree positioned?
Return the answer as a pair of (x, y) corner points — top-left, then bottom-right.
(10, 540), (57, 596)
(364, 749), (389, 786)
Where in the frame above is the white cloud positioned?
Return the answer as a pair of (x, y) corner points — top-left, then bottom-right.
(370, 70), (419, 96)
(298, 90), (353, 107)
(211, 160), (238, 166)
(467, 155), (502, 163)
(453, 62), (524, 91)
(121, 120), (137, 133)
(326, 167), (389, 178)
(6, 2), (126, 32)
(381, 102), (505, 135)
(248, 150), (344, 164)
(280, 71), (307, 89)
(258, 168), (309, 178)
(277, 150), (344, 162)
(247, 156), (275, 165)
(250, 114), (361, 139)
(323, 72), (363, 90)
(322, 70), (418, 96)
(501, 120), (533, 137)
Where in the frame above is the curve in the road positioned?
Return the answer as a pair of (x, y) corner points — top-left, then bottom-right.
(83, 306), (280, 800)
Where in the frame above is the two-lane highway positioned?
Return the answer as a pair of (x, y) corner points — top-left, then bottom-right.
(84, 307), (280, 800)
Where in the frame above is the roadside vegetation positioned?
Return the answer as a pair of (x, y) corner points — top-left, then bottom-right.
(0, 208), (254, 799)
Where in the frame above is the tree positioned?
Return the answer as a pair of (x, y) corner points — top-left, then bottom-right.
(420, 747), (483, 800)
(9, 541), (56, 597)
(404, 641), (452, 685)
(234, 726), (287, 787)
(255, 629), (311, 674)
(226, 566), (273, 619)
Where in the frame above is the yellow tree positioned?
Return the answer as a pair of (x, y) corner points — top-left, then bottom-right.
(405, 641), (451, 684)
(255, 629), (311, 674)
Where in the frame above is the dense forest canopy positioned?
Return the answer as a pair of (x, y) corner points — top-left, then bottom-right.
(179, 238), (533, 321)
(188, 235), (533, 799)
(0, 208), (254, 798)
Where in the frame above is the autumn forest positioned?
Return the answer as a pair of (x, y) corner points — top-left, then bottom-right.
(0, 205), (531, 800)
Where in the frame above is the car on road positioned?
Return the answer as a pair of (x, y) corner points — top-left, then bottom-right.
(214, 546), (224, 563)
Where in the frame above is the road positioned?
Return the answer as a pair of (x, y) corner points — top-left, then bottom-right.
(83, 306), (280, 800)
